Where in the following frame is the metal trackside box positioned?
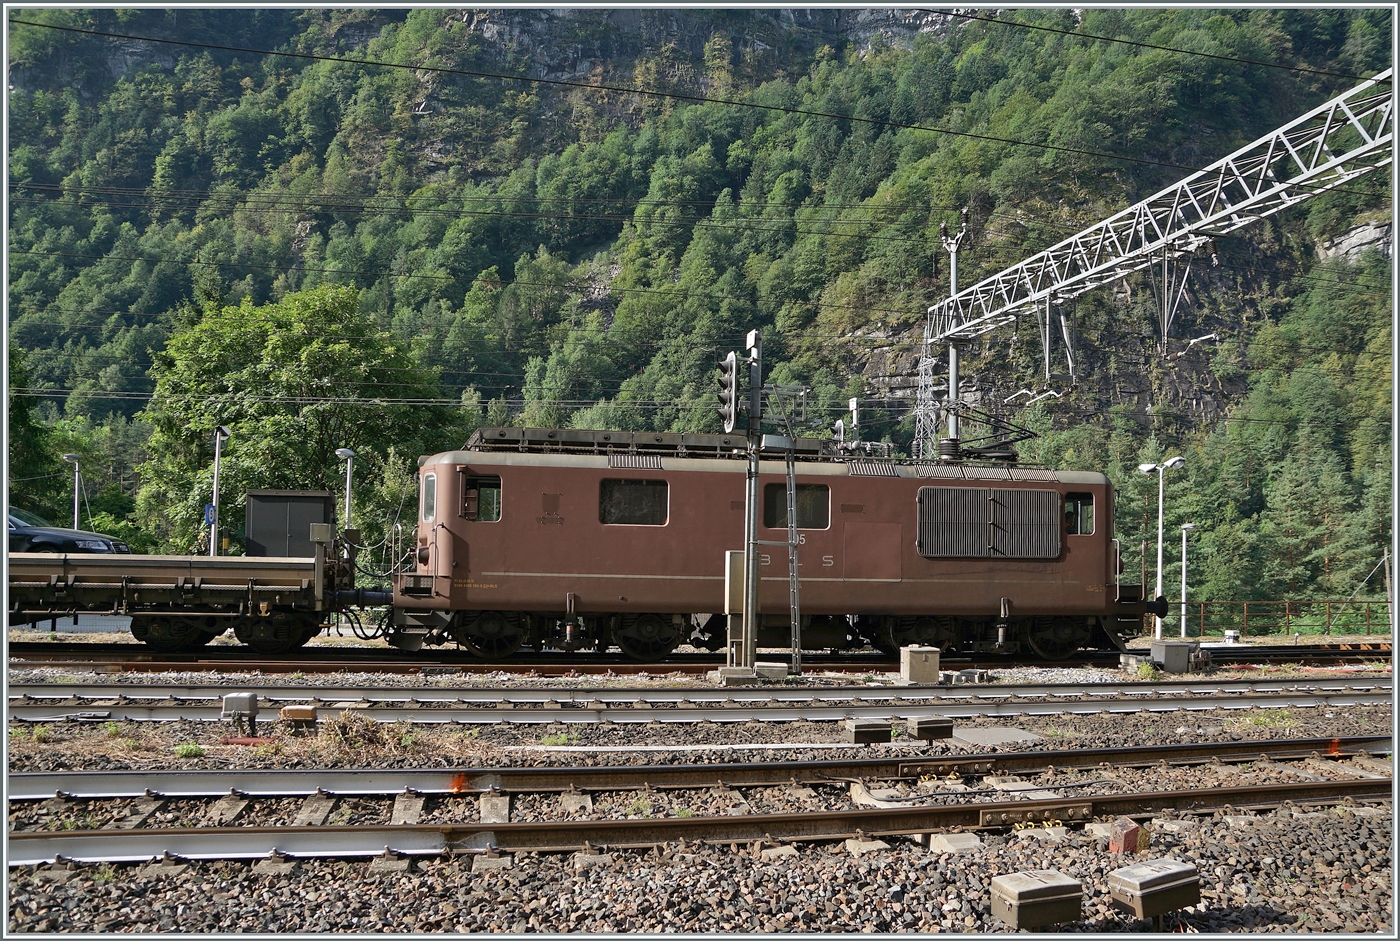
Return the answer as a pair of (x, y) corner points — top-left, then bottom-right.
(245, 490), (335, 557)
(906, 716), (954, 742)
(844, 718), (892, 744)
(1108, 858), (1200, 918)
(990, 870), (1083, 929)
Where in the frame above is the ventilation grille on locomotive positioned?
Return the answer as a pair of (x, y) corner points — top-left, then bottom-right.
(608, 453), (663, 469)
(845, 460), (899, 477)
(916, 487), (1061, 559)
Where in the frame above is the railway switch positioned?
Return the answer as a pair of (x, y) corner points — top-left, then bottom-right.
(1108, 858), (1200, 921)
(990, 870), (1083, 930)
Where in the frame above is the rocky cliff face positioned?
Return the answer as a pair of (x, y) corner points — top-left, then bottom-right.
(460, 7), (958, 81)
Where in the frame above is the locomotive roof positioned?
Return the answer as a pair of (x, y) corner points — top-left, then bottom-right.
(420, 428), (1108, 485)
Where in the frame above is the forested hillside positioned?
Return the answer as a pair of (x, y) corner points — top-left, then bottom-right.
(6, 8), (1392, 607)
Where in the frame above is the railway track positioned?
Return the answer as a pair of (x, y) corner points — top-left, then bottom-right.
(7, 640), (1390, 675)
(8, 738), (1391, 865)
(8, 677), (1392, 724)
(11, 736), (1391, 799)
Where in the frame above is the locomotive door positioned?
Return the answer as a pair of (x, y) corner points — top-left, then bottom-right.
(842, 522), (903, 581)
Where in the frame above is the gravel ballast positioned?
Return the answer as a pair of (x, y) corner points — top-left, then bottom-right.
(8, 802), (1391, 933)
(7, 661), (1392, 933)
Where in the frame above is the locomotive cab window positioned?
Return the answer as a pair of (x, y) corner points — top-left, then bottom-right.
(420, 473), (436, 522)
(461, 474), (501, 522)
(763, 483), (830, 529)
(600, 479), (668, 526)
(1065, 492), (1094, 535)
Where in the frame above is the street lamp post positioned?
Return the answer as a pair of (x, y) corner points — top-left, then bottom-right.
(1138, 455), (1185, 640)
(1180, 523), (1197, 638)
(210, 426), (231, 557)
(62, 454), (81, 529)
(335, 448), (356, 530)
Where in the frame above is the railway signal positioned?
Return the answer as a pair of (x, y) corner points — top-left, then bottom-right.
(717, 351), (739, 433)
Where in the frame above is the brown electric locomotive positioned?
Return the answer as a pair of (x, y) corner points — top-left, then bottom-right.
(389, 427), (1163, 660)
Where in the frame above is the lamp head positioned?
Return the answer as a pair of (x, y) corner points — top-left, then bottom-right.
(335, 448), (356, 460)
(1137, 462), (1157, 474)
(1163, 455), (1186, 470)
(62, 453), (80, 464)
(215, 425), (231, 440)
(1181, 523), (1197, 532)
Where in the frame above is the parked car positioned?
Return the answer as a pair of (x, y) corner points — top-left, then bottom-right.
(7, 508), (131, 554)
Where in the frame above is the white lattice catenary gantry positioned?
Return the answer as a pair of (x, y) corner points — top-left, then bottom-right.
(928, 69), (1392, 344)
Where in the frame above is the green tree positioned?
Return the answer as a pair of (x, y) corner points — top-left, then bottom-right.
(6, 342), (63, 518)
(134, 285), (463, 552)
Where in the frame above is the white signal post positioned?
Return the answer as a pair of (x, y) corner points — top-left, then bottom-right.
(742, 330), (762, 671)
(62, 454), (80, 529)
(939, 209), (968, 459)
(336, 448), (356, 529)
(210, 426), (231, 557)
(1138, 456), (1185, 640)
(1180, 522), (1196, 638)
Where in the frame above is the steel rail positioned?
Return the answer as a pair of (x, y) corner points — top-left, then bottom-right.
(7, 778), (1390, 866)
(8, 642), (1387, 675)
(9, 676), (1391, 704)
(7, 690), (1391, 724)
(9, 736), (1390, 801)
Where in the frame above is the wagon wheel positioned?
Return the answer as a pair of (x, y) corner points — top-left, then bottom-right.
(614, 613), (682, 661)
(291, 621), (322, 649)
(454, 611), (525, 660)
(1024, 617), (1092, 661)
(131, 615), (216, 653)
(233, 614), (310, 656)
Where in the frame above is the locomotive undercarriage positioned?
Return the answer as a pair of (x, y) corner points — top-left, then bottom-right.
(443, 610), (693, 660)
(411, 608), (1131, 661)
(856, 614), (1119, 660)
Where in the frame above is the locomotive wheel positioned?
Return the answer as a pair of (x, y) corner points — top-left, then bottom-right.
(876, 616), (958, 655)
(614, 613), (682, 661)
(131, 615), (220, 653)
(454, 611), (525, 660)
(1023, 617), (1092, 661)
(233, 614), (313, 656)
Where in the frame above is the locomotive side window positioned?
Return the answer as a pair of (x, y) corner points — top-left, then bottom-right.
(763, 483), (830, 529)
(421, 473), (436, 523)
(600, 479), (669, 526)
(1065, 492), (1094, 534)
(461, 475), (502, 522)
